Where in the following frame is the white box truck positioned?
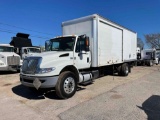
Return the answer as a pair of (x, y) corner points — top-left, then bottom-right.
(0, 44), (20, 71)
(20, 14), (137, 99)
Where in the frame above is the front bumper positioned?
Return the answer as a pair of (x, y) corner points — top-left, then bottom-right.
(20, 74), (59, 88)
(0, 65), (20, 71)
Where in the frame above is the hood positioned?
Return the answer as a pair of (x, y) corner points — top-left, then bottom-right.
(29, 51), (72, 67)
(0, 52), (20, 57)
(32, 51), (70, 58)
(27, 52), (40, 56)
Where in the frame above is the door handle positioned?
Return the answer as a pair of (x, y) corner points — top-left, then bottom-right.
(78, 52), (87, 56)
(87, 57), (89, 62)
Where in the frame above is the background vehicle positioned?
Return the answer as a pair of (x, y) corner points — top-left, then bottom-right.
(156, 49), (160, 64)
(0, 44), (20, 71)
(10, 33), (41, 64)
(20, 14), (137, 99)
(137, 48), (157, 66)
(18, 46), (41, 60)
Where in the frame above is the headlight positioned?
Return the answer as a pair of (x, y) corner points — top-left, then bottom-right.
(0, 63), (4, 65)
(37, 67), (56, 74)
(0, 61), (4, 66)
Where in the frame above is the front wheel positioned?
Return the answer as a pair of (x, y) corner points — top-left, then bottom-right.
(56, 71), (77, 99)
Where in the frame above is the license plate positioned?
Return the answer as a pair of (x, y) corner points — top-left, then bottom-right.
(33, 78), (41, 90)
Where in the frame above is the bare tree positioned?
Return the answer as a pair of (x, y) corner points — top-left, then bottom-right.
(137, 38), (144, 49)
(144, 33), (160, 49)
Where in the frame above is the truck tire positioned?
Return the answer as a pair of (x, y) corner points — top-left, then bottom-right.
(128, 64), (131, 73)
(117, 65), (122, 76)
(134, 61), (137, 66)
(121, 63), (129, 76)
(143, 61), (145, 66)
(56, 71), (77, 99)
(149, 60), (153, 67)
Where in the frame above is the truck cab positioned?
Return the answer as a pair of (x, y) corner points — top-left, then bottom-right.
(45, 35), (91, 69)
(0, 44), (20, 71)
(21, 47), (41, 59)
(20, 35), (91, 98)
(140, 48), (157, 66)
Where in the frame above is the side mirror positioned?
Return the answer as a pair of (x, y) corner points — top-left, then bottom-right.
(85, 37), (89, 51)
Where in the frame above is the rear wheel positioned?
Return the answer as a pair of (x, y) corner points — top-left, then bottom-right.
(149, 60), (153, 66)
(128, 64), (131, 73)
(117, 65), (122, 76)
(56, 71), (77, 99)
(121, 63), (129, 76)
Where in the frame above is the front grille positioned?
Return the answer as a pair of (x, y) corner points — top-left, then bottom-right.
(7, 56), (20, 65)
(22, 57), (41, 74)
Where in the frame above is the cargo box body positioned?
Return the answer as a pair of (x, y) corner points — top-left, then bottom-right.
(62, 14), (137, 67)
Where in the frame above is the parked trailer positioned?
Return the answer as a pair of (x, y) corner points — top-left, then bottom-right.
(20, 14), (137, 99)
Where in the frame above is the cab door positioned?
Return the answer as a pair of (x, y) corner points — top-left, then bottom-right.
(22, 48), (28, 59)
(74, 35), (91, 69)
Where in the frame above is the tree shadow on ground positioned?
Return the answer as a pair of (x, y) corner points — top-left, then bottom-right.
(137, 95), (160, 120)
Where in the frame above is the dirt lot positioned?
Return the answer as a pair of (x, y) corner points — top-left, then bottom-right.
(0, 65), (159, 120)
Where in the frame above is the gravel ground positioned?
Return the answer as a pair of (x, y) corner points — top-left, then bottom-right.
(0, 65), (159, 120)
(59, 66), (160, 120)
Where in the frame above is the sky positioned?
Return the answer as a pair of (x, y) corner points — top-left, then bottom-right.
(0, 0), (160, 48)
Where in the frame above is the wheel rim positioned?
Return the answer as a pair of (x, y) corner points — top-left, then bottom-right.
(125, 65), (129, 74)
(63, 77), (75, 94)
(150, 61), (152, 66)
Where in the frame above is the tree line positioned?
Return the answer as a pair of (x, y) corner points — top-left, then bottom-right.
(137, 33), (160, 49)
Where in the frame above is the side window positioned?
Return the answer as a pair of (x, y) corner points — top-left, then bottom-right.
(52, 42), (59, 50)
(75, 37), (85, 53)
(24, 49), (27, 54)
(14, 48), (17, 53)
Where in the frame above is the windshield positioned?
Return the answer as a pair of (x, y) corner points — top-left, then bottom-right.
(27, 48), (41, 53)
(0, 46), (14, 52)
(46, 37), (76, 51)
